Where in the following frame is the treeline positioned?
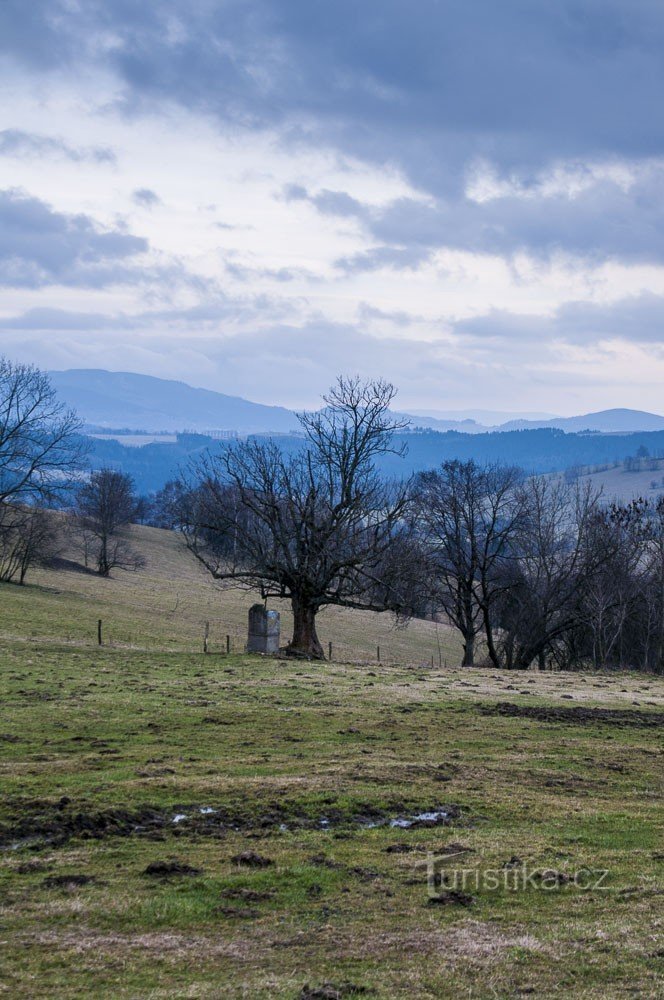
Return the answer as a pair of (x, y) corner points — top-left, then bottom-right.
(87, 426), (664, 494)
(414, 463), (664, 673)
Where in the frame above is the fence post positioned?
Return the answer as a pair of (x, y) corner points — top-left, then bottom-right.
(328, 641), (332, 661)
(204, 621), (210, 654)
(226, 634), (231, 654)
(97, 619), (102, 646)
(377, 645), (380, 662)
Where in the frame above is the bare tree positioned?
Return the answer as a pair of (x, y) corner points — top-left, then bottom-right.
(415, 461), (524, 666)
(493, 479), (608, 670)
(0, 358), (85, 508)
(0, 505), (61, 584)
(179, 376), (415, 658)
(74, 469), (145, 577)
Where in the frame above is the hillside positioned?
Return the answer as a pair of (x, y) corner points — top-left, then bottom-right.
(50, 369), (664, 437)
(501, 408), (664, 433)
(0, 522), (462, 667)
(574, 458), (664, 504)
(85, 427), (664, 495)
(49, 369), (300, 434)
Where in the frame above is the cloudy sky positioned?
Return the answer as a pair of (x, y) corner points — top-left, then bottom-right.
(1, 0), (663, 413)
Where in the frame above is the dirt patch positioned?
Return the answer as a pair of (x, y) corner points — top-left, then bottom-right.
(0, 796), (464, 850)
(231, 851), (273, 868)
(43, 874), (96, 889)
(300, 985), (374, 999)
(143, 860), (203, 878)
(479, 702), (664, 728)
(221, 887), (275, 902)
(0, 802), (169, 849)
(428, 890), (476, 907)
(214, 906), (260, 919)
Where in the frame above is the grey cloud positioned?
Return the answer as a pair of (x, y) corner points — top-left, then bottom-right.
(4, 2), (664, 269)
(335, 245), (432, 274)
(0, 308), (127, 331)
(2, 297), (661, 412)
(0, 188), (148, 288)
(282, 183), (309, 202)
(0, 129), (116, 163)
(132, 187), (161, 207)
(375, 170), (664, 263)
(310, 189), (365, 218)
(455, 293), (664, 345)
(357, 303), (418, 327)
(301, 165), (664, 265)
(4, 1), (664, 196)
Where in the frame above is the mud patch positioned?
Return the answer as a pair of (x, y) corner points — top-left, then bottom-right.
(0, 796), (464, 850)
(0, 803), (169, 849)
(479, 702), (664, 728)
(231, 851), (273, 868)
(143, 860), (203, 878)
(428, 890), (476, 907)
(300, 984), (374, 999)
(43, 874), (96, 889)
(220, 887), (275, 903)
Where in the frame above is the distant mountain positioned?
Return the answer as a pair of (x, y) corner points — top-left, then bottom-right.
(396, 412), (485, 433)
(404, 408), (558, 425)
(499, 408), (664, 434)
(49, 369), (301, 434)
(49, 370), (664, 438)
(398, 407), (664, 434)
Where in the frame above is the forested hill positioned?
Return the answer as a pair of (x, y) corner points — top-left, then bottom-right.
(88, 427), (664, 495)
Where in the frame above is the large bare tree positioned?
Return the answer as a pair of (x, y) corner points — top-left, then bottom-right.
(0, 358), (85, 508)
(180, 377), (415, 658)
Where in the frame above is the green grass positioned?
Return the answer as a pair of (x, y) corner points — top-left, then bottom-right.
(0, 530), (663, 997)
(0, 522), (462, 666)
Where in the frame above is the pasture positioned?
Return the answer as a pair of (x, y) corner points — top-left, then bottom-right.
(0, 527), (662, 998)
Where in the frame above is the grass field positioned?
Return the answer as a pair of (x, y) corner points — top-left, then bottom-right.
(575, 459), (664, 505)
(0, 523), (462, 668)
(0, 528), (663, 998)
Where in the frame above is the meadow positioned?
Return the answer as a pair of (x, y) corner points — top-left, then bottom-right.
(0, 526), (662, 998)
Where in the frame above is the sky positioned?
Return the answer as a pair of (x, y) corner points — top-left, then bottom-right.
(1, 0), (663, 414)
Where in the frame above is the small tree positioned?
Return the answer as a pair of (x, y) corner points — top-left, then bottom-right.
(180, 377), (415, 658)
(74, 469), (144, 576)
(0, 505), (61, 584)
(493, 479), (607, 670)
(414, 460), (524, 666)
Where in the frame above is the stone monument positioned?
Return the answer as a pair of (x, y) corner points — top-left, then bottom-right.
(247, 604), (281, 654)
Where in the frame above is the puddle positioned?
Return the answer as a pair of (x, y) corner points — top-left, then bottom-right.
(389, 810), (451, 829)
(171, 807), (217, 825)
(1, 800), (460, 850)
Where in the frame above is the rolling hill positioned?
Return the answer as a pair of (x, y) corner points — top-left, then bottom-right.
(49, 369), (300, 434)
(50, 369), (664, 436)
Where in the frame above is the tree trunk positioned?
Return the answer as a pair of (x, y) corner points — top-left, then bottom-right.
(461, 633), (475, 667)
(288, 596), (325, 659)
(482, 603), (501, 669)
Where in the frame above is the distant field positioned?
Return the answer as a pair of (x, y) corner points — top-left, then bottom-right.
(576, 458), (664, 504)
(0, 523), (463, 668)
(88, 434), (178, 447)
